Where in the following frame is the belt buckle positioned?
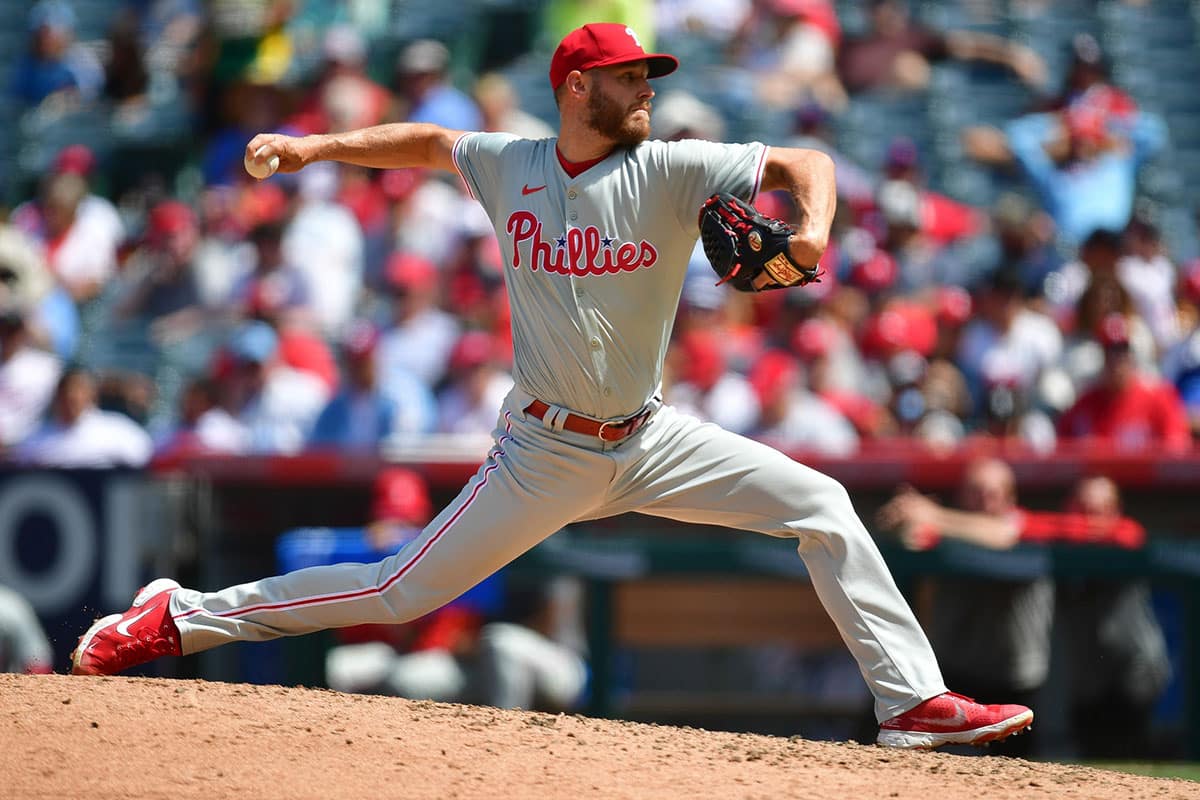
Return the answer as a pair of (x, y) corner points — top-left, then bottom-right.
(597, 419), (622, 442)
(598, 408), (648, 442)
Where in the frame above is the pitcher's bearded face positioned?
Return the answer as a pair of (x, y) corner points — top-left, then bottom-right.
(585, 65), (652, 146)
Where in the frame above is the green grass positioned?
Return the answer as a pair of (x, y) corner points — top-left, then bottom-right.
(1084, 762), (1200, 783)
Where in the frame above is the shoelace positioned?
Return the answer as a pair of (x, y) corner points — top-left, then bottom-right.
(940, 691), (978, 705)
(884, 691), (982, 727)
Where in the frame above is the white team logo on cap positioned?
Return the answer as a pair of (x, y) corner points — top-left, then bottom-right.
(625, 27), (642, 47)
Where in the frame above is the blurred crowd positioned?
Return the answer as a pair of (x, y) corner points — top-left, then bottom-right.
(0, 1), (1191, 759)
(1, 0), (1199, 468)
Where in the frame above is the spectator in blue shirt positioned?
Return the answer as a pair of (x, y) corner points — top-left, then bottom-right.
(394, 39), (482, 132)
(308, 320), (436, 452)
(1004, 104), (1166, 247)
(10, 1), (79, 108)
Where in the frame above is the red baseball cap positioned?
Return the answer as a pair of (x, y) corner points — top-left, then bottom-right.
(371, 468), (432, 525)
(933, 285), (973, 327)
(1096, 312), (1131, 348)
(790, 318), (836, 361)
(54, 144), (95, 176)
(146, 200), (197, 242)
(549, 23), (678, 90)
(859, 303), (937, 359)
(1181, 258), (1200, 304)
(449, 330), (495, 371)
(385, 252), (437, 292)
(848, 250), (897, 294)
(749, 350), (799, 406)
(677, 329), (725, 391)
(1065, 105), (1107, 144)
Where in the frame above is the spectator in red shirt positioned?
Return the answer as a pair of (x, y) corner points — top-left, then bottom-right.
(877, 467), (1169, 758)
(241, 276), (340, 395)
(879, 465), (1146, 553)
(747, 348), (859, 456)
(792, 316), (893, 439)
(1057, 313), (1191, 453)
(881, 137), (984, 246)
(667, 328), (761, 435)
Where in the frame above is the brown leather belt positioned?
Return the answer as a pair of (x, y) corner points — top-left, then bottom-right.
(524, 399), (652, 442)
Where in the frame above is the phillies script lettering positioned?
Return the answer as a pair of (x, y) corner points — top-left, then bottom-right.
(506, 211), (658, 275)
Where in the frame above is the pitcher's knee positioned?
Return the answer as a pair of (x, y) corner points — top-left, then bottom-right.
(376, 581), (455, 625)
(786, 472), (870, 541)
(806, 472), (855, 514)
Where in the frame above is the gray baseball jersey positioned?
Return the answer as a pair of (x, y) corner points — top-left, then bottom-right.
(170, 134), (947, 722)
(453, 134), (764, 419)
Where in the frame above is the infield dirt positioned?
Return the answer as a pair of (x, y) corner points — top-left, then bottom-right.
(3, 673), (1196, 799)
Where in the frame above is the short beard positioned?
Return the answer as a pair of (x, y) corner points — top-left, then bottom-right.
(586, 85), (650, 147)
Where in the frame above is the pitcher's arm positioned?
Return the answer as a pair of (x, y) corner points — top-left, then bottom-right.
(245, 123), (467, 176)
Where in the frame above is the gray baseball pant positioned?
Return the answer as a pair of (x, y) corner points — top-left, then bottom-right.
(171, 390), (946, 720)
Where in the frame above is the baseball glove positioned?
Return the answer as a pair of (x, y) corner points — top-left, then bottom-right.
(698, 192), (822, 292)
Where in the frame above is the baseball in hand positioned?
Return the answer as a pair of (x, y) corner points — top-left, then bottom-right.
(244, 146), (280, 180)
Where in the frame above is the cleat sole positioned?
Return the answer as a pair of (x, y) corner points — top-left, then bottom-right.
(877, 709), (1034, 750)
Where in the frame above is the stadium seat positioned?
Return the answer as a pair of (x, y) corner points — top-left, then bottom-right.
(914, 0), (1008, 36)
(1160, 205), (1200, 262)
(16, 106), (114, 185)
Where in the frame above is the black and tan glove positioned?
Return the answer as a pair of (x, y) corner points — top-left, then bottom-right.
(698, 192), (822, 292)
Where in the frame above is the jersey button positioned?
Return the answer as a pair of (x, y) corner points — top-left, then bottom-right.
(589, 337), (601, 349)
(569, 211), (578, 221)
(603, 387), (612, 396)
(568, 189), (577, 199)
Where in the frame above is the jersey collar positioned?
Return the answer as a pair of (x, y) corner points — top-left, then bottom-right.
(555, 145), (614, 178)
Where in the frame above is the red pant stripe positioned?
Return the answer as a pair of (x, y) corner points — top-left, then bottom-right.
(176, 439), (511, 621)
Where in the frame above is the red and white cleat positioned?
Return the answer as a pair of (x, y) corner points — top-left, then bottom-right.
(877, 691), (1034, 749)
(71, 579), (183, 676)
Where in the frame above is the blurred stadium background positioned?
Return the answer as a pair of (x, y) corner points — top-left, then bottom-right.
(1, 0), (1199, 768)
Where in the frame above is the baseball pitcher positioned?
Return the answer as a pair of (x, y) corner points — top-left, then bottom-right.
(72, 23), (1032, 750)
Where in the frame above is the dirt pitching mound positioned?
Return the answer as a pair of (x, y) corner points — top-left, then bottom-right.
(2, 673), (1194, 799)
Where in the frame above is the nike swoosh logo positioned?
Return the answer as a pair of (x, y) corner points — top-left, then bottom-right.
(116, 606), (156, 638)
(522, 184), (546, 196)
(906, 706), (969, 730)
